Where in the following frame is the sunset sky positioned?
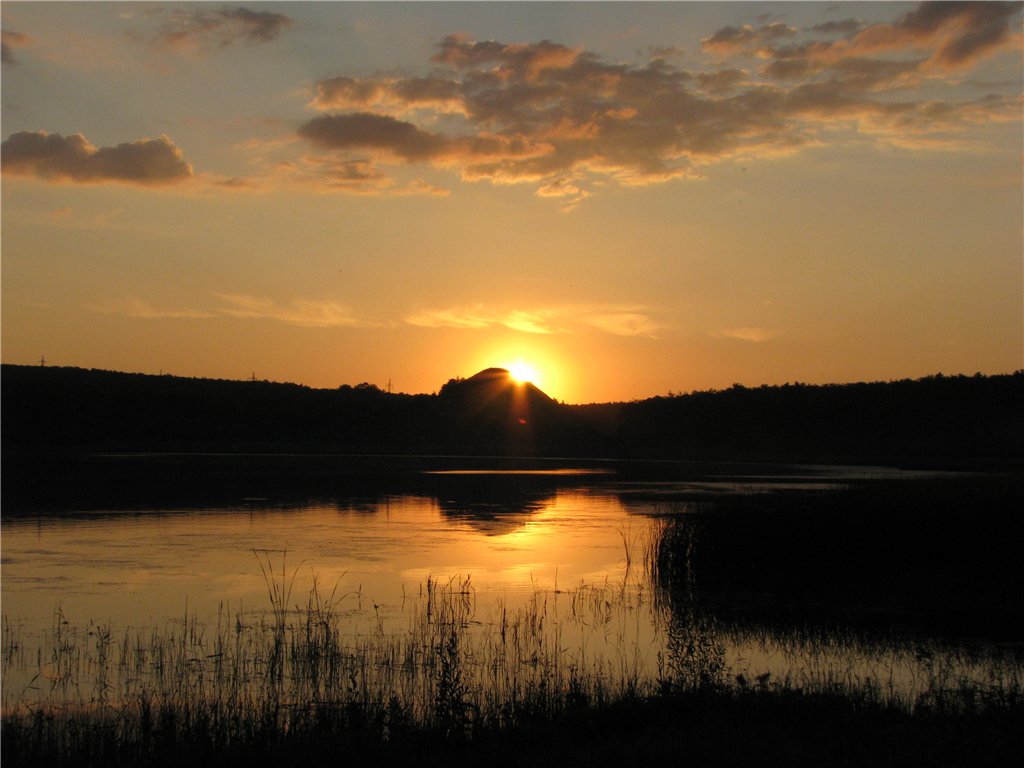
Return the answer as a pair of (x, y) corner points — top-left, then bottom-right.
(2, 1), (1021, 403)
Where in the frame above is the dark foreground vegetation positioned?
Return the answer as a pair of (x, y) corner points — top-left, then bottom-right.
(3, 364), (1022, 464)
(5, 686), (1021, 768)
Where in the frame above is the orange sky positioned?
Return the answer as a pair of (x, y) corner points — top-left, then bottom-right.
(2, 2), (1021, 403)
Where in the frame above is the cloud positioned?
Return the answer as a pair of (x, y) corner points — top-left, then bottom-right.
(711, 327), (779, 343)
(2, 30), (30, 64)
(432, 33), (582, 79)
(294, 9), (1020, 205)
(852, 1), (1022, 67)
(96, 295), (661, 337)
(702, 22), (797, 53)
(153, 5), (293, 51)
(242, 152), (450, 196)
(397, 178), (451, 197)
(648, 45), (685, 60)
(710, 1), (1024, 72)
(581, 312), (660, 338)
(811, 19), (865, 37)
(92, 294), (382, 328)
(405, 303), (660, 338)
(535, 177), (590, 212)
(298, 113), (451, 162)
(214, 293), (379, 328)
(695, 68), (746, 95)
(2, 131), (193, 186)
(406, 305), (556, 333)
(91, 298), (216, 320)
(297, 112), (548, 169)
(312, 75), (465, 113)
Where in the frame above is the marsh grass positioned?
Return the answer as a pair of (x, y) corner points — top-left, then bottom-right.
(647, 482), (1024, 708)
(1, 553), (664, 767)
(4, 510), (1023, 768)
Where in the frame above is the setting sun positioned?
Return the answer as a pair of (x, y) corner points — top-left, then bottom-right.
(507, 361), (540, 386)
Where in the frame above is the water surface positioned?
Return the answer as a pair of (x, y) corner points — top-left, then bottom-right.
(3, 457), (1018, 709)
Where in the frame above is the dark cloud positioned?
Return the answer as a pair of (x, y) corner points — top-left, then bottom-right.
(156, 5), (292, 50)
(852, 1), (1022, 66)
(1, 131), (193, 185)
(763, 58), (817, 81)
(648, 45), (685, 60)
(2, 30), (30, 64)
(702, 22), (797, 53)
(706, 3), (1021, 75)
(811, 19), (864, 37)
(297, 113), (450, 162)
(696, 69), (745, 94)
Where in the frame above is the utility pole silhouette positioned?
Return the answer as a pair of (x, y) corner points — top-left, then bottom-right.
(39, 355), (46, 367)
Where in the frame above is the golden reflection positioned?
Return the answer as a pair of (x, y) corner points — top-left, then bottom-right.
(0, 490), (637, 632)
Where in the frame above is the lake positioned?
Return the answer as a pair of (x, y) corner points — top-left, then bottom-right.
(2, 455), (1021, 712)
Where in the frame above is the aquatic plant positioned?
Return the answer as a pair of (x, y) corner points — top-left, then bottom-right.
(3, 497), (1023, 768)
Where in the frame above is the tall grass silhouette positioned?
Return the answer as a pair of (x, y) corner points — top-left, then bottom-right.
(3, 506), (1022, 767)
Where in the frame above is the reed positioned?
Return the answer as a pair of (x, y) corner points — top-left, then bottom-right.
(3, 532), (1022, 767)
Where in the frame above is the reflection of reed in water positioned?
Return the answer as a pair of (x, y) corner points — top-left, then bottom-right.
(649, 476), (1024, 638)
(647, 482), (1024, 702)
(1, 557), (658, 756)
(3, 512), (1022, 767)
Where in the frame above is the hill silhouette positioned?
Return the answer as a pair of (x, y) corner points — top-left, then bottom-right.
(2, 364), (1022, 467)
(436, 368), (560, 454)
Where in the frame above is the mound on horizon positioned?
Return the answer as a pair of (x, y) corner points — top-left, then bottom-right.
(438, 370), (557, 405)
(437, 368), (558, 442)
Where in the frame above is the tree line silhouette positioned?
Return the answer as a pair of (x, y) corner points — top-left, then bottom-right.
(3, 364), (1021, 465)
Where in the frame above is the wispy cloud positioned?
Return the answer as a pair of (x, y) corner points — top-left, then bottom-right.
(91, 294), (382, 329)
(583, 312), (661, 338)
(1, 131), (193, 186)
(406, 303), (660, 338)
(711, 327), (779, 343)
(535, 178), (590, 212)
(406, 305), (557, 333)
(151, 6), (293, 52)
(90, 298), (215, 320)
(214, 293), (381, 328)
(265, 153), (451, 196)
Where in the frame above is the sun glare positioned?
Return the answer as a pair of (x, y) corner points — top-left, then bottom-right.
(507, 361), (540, 385)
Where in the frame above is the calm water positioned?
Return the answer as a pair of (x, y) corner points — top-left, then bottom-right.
(0, 460), (896, 632)
(2, 458), (1017, 707)
(2, 484), (640, 633)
